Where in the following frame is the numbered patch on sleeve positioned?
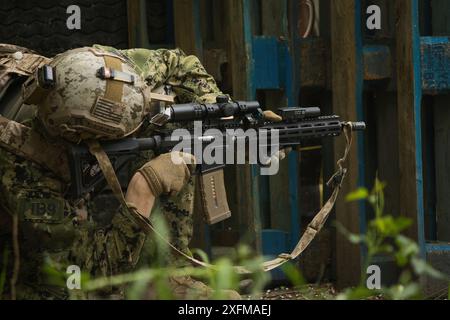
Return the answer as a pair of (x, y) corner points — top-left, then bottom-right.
(17, 190), (65, 223)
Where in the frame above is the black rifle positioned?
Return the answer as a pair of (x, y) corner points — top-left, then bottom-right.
(67, 98), (365, 200)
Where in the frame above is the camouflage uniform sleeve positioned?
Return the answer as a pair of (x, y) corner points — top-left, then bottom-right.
(159, 48), (224, 103)
(93, 45), (224, 103)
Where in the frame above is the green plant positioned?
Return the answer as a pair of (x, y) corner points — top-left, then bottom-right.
(337, 178), (449, 300)
(70, 213), (270, 300)
(281, 262), (306, 288)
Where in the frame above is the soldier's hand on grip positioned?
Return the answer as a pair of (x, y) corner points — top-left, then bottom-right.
(262, 110), (283, 122)
(137, 152), (196, 197)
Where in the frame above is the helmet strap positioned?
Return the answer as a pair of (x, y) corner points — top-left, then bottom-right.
(102, 55), (124, 103)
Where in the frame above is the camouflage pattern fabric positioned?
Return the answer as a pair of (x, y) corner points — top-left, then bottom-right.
(137, 177), (196, 269)
(0, 45), (224, 299)
(93, 45), (222, 104)
(0, 148), (146, 299)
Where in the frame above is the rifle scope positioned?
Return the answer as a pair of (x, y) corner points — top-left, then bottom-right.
(168, 96), (261, 121)
(168, 96), (323, 122)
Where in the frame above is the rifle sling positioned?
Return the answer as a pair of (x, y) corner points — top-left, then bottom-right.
(88, 124), (354, 274)
(86, 140), (155, 233)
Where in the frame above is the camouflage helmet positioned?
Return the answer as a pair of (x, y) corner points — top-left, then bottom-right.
(36, 47), (150, 142)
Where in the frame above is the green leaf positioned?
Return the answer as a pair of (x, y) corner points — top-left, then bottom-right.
(335, 221), (366, 245)
(394, 235), (419, 266)
(371, 216), (412, 237)
(281, 262), (306, 287)
(373, 178), (387, 194)
(377, 244), (394, 254)
(191, 248), (210, 264)
(411, 257), (448, 280)
(386, 283), (421, 300)
(348, 233), (364, 244)
(346, 188), (369, 202)
(336, 286), (378, 300)
(398, 270), (413, 285)
(213, 258), (239, 299)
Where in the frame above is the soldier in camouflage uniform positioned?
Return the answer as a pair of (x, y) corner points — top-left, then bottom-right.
(95, 44), (223, 261)
(92, 45), (243, 299)
(0, 44), (242, 300)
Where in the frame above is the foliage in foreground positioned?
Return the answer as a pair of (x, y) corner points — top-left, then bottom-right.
(337, 178), (449, 300)
(69, 214), (270, 300)
(2, 178), (449, 300)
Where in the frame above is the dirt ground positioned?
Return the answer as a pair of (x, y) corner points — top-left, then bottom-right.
(246, 284), (338, 300)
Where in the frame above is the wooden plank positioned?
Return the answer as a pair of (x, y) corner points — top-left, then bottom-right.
(202, 49), (228, 85)
(421, 37), (450, 94)
(261, 0), (287, 36)
(252, 37), (282, 89)
(171, 0), (211, 253)
(224, 0), (262, 251)
(362, 1), (402, 258)
(261, 1), (301, 250)
(200, 0), (250, 251)
(127, 0), (149, 48)
(173, 0), (203, 58)
(363, 46), (392, 80)
(374, 92), (400, 221)
(299, 39), (329, 88)
(434, 97), (450, 241)
(296, 85), (333, 280)
(127, 0), (139, 48)
(430, 0), (450, 243)
(330, 0), (363, 288)
(431, 0), (450, 35)
(264, 91), (292, 234)
(318, 0), (331, 38)
(200, 0), (228, 49)
(212, 1), (228, 48)
(226, 0), (252, 99)
(297, 144), (324, 280)
(300, 42), (392, 88)
(199, 0), (212, 45)
(394, 0), (424, 243)
(421, 96), (437, 240)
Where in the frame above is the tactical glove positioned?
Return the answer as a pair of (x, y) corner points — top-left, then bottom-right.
(138, 152), (196, 197)
(263, 110), (282, 122)
(262, 110), (293, 164)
